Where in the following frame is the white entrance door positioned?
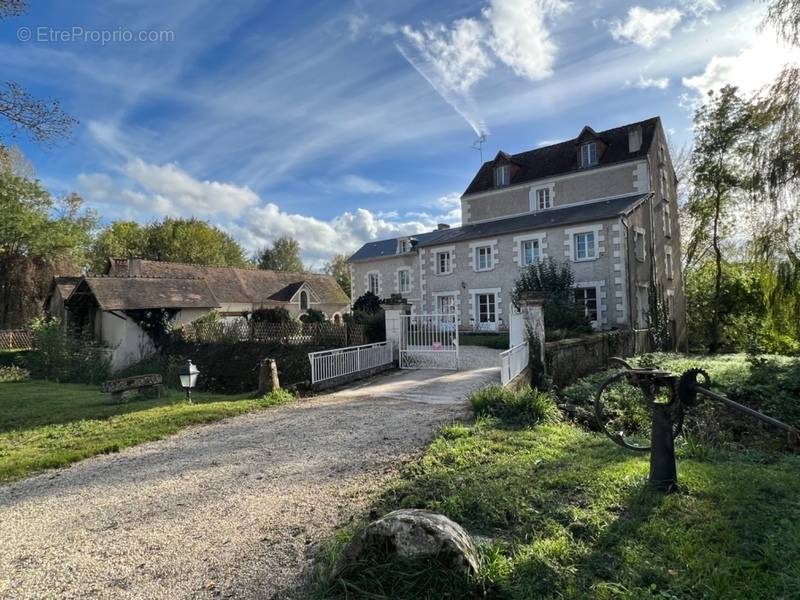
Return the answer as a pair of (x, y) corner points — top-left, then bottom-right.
(476, 293), (497, 332)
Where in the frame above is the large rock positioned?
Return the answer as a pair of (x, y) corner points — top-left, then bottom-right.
(332, 509), (479, 577)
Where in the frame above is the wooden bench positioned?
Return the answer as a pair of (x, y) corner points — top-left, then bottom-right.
(101, 374), (164, 403)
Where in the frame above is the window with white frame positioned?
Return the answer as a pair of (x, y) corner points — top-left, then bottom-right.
(436, 295), (456, 315)
(475, 246), (493, 271)
(535, 188), (551, 210)
(665, 248), (674, 280)
(521, 239), (540, 266)
(368, 273), (380, 295)
(574, 287), (598, 322)
(634, 228), (646, 262)
(477, 293), (496, 325)
(580, 142), (597, 167)
(398, 269), (410, 293)
(436, 251), (452, 275)
(573, 231), (596, 260)
(398, 239), (410, 253)
(494, 164), (510, 187)
(663, 203), (672, 238)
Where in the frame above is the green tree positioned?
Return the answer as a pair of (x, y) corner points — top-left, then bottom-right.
(684, 86), (752, 352)
(325, 253), (351, 297)
(89, 221), (148, 272)
(256, 236), (304, 272)
(511, 258), (592, 340)
(0, 171), (94, 327)
(90, 218), (248, 272)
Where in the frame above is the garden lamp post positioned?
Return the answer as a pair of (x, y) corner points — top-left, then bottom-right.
(179, 360), (199, 403)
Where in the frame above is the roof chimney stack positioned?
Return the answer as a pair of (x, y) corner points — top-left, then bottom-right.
(628, 124), (642, 153)
(437, 223), (450, 230)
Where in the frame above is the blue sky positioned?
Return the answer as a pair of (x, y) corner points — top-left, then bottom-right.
(0, 0), (792, 267)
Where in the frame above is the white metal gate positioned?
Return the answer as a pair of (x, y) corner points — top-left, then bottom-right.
(399, 313), (459, 370)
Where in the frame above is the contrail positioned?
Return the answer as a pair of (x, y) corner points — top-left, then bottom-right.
(394, 42), (489, 139)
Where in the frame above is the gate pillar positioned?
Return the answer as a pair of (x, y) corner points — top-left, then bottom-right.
(514, 292), (546, 370)
(381, 296), (410, 362)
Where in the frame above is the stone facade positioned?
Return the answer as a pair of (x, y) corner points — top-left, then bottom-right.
(349, 118), (686, 348)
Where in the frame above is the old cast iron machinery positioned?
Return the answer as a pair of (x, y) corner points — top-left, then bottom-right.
(594, 358), (800, 492)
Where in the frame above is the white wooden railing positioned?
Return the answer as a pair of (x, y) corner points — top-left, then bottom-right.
(500, 341), (529, 386)
(308, 341), (393, 385)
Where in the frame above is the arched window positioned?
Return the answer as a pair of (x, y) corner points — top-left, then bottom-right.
(333, 313), (341, 324)
(300, 290), (309, 310)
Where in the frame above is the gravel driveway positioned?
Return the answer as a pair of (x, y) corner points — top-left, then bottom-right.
(0, 348), (499, 599)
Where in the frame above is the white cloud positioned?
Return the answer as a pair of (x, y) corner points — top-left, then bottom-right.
(682, 33), (799, 97)
(634, 74), (670, 89)
(397, 18), (493, 136)
(78, 156), (460, 268)
(400, 19), (492, 96)
(336, 174), (392, 195)
(123, 158), (261, 218)
(680, 0), (720, 19)
(610, 7), (683, 48)
(483, 0), (570, 80)
(395, 0), (569, 137)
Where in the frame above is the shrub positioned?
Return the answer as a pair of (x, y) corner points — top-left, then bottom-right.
(512, 257), (593, 340)
(25, 317), (111, 384)
(252, 307), (292, 323)
(352, 291), (382, 314)
(470, 384), (561, 427)
(459, 333), (509, 349)
(0, 365), (30, 382)
(346, 310), (386, 343)
(300, 308), (326, 323)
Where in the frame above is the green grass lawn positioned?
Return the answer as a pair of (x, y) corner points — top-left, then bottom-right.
(310, 354), (800, 599)
(460, 332), (510, 349)
(0, 379), (292, 483)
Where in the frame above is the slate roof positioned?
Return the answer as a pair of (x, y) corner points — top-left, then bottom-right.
(348, 192), (650, 262)
(463, 117), (659, 196)
(67, 277), (220, 311)
(104, 259), (349, 306)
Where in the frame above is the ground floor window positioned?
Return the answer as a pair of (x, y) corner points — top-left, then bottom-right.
(437, 295), (456, 315)
(477, 293), (497, 328)
(368, 273), (380, 295)
(521, 239), (540, 266)
(574, 287), (598, 322)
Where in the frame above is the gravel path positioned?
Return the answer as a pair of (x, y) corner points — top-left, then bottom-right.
(0, 350), (499, 599)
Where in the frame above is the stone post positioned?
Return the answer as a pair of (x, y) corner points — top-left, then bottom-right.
(258, 358), (280, 394)
(515, 292), (546, 374)
(381, 295), (410, 361)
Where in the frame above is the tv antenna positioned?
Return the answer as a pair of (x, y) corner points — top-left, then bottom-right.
(472, 134), (487, 164)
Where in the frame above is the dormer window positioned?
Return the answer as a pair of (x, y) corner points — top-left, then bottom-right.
(580, 142), (598, 168)
(398, 238), (410, 254)
(494, 164), (510, 187)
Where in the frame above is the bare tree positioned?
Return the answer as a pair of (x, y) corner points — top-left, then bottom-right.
(0, 0), (27, 19)
(0, 2), (78, 144)
(0, 82), (78, 144)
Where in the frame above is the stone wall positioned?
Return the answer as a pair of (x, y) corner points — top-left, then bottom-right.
(545, 330), (635, 388)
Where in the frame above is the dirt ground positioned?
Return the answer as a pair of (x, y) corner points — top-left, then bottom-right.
(0, 350), (499, 599)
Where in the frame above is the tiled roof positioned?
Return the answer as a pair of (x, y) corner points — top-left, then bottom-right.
(463, 117), (659, 196)
(348, 192), (650, 262)
(104, 260), (349, 306)
(67, 277), (220, 311)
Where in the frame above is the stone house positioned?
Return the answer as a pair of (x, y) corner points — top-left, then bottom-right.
(52, 258), (351, 370)
(348, 116), (686, 347)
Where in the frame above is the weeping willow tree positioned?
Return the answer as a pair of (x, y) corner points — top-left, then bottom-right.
(746, 1), (800, 349)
